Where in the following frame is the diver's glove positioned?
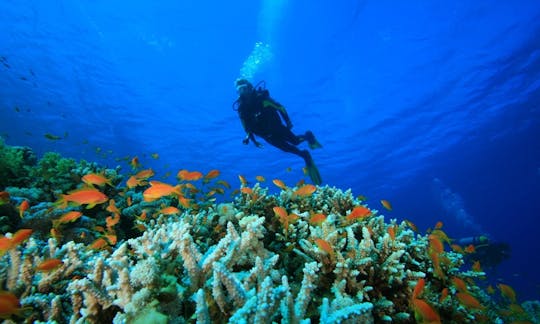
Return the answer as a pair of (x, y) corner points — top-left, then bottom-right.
(242, 136), (249, 145)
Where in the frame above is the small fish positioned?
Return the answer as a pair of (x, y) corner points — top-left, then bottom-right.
(151, 153), (159, 159)
(57, 187), (108, 209)
(255, 175), (265, 182)
(272, 179), (288, 190)
(412, 298), (440, 323)
(456, 292), (484, 310)
(309, 213), (327, 226)
(105, 213), (120, 229)
(105, 199), (120, 215)
(36, 258), (63, 272)
(159, 206), (180, 215)
(240, 187), (253, 195)
(216, 180), (231, 189)
(314, 238), (334, 258)
(88, 237), (108, 250)
(54, 211), (83, 226)
(238, 175), (248, 186)
(452, 276), (468, 293)
(412, 278), (425, 299)
(497, 283), (516, 303)
(10, 229), (33, 247)
(293, 184), (317, 197)
(18, 200), (29, 218)
(387, 225), (396, 240)
(142, 181), (182, 202)
(472, 260), (482, 272)
(357, 194), (367, 201)
(486, 285), (495, 294)
(428, 234), (444, 254)
(0, 291), (27, 318)
(434, 221), (443, 229)
(345, 206), (371, 221)
(130, 156), (141, 169)
(204, 169), (220, 180)
(82, 173), (113, 187)
(104, 234), (117, 245)
(272, 206), (288, 219)
(177, 169), (203, 181)
(0, 237), (12, 256)
(44, 133), (62, 140)
(380, 199), (392, 211)
(464, 244), (476, 253)
(440, 287), (449, 303)
(404, 219), (418, 232)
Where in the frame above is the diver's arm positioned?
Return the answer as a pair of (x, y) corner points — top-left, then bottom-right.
(243, 132), (262, 147)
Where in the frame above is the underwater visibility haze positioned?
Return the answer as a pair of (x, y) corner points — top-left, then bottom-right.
(1, 0), (540, 322)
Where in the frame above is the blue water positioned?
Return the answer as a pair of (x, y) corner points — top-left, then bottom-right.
(1, 1), (539, 300)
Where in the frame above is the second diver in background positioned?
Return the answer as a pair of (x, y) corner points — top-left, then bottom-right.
(233, 79), (322, 185)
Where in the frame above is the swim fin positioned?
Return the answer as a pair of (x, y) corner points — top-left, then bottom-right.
(305, 160), (322, 185)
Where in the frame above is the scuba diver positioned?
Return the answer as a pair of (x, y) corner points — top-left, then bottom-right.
(456, 235), (511, 272)
(233, 78), (323, 185)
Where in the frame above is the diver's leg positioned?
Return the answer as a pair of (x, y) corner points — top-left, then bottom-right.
(303, 131), (322, 149)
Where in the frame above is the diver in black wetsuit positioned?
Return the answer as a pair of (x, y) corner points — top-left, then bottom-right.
(233, 78), (322, 185)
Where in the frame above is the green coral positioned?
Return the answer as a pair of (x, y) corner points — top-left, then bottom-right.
(0, 137), (35, 188)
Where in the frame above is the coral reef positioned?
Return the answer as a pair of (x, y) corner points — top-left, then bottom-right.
(0, 145), (537, 323)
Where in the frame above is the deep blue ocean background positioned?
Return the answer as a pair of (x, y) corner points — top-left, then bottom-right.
(1, 1), (539, 301)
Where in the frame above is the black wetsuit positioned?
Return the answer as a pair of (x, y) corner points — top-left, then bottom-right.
(236, 88), (310, 163)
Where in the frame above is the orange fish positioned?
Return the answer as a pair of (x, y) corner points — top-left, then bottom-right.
(104, 234), (117, 245)
(273, 206), (288, 219)
(159, 206), (180, 215)
(57, 187), (108, 209)
(54, 211), (83, 226)
(106, 199), (121, 215)
(36, 258), (63, 272)
(126, 196), (133, 207)
(404, 219), (418, 232)
(440, 287), (449, 303)
(380, 199), (392, 211)
(81, 173), (113, 187)
(452, 277), (468, 293)
(134, 168), (155, 180)
(217, 180), (231, 189)
(293, 184), (317, 197)
(412, 298), (440, 323)
(486, 285), (495, 295)
(472, 260), (482, 272)
(18, 200), (29, 218)
(142, 181), (182, 202)
(255, 175), (266, 182)
(428, 234), (444, 254)
(177, 169), (203, 181)
(204, 169), (220, 180)
(346, 206), (371, 221)
(88, 237), (108, 250)
(240, 187), (253, 195)
(238, 175), (248, 186)
(314, 238), (334, 258)
(498, 283), (516, 303)
(456, 292), (484, 310)
(0, 237), (12, 256)
(434, 221), (443, 229)
(0, 191), (10, 205)
(272, 179), (288, 190)
(10, 229), (33, 247)
(387, 225), (396, 240)
(309, 213), (327, 225)
(105, 213), (120, 229)
(0, 291), (27, 319)
(464, 244), (476, 253)
(412, 278), (425, 299)
(50, 228), (62, 241)
(130, 156), (141, 169)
